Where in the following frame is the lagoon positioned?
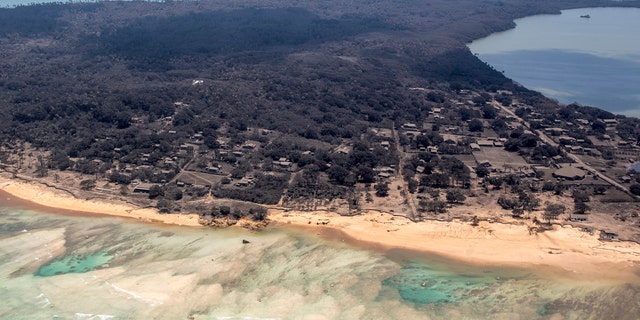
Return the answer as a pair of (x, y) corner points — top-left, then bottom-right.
(468, 7), (640, 117)
(2, 200), (640, 319)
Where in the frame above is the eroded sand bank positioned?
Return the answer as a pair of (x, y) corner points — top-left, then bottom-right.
(0, 177), (201, 227)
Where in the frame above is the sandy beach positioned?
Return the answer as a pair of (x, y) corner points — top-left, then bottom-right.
(268, 209), (640, 280)
(1, 175), (639, 279)
(0, 177), (201, 227)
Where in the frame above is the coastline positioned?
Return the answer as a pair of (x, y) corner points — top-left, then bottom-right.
(0, 176), (202, 227)
(1, 175), (639, 279)
(268, 209), (640, 280)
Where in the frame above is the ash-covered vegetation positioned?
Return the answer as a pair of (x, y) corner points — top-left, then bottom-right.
(1, 0), (640, 234)
(91, 8), (392, 62)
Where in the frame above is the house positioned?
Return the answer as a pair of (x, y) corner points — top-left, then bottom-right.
(242, 143), (257, 150)
(274, 157), (293, 168)
(599, 230), (619, 241)
(133, 183), (155, 193)
(569, 213), (588, 222)
(544, 128), (566, 136)
(568, 146), (584, 154)
(335, 146), (351, 155)
(207, 166), (221, 174)
(402, 123), (418, 131)
(477, 140), (494, 147)
(235, 178), (252, 187)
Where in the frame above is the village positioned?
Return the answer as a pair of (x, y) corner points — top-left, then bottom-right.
(1, 83), (639, 242)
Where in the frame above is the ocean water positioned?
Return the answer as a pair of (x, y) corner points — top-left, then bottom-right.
(2, 0), (76, 7)
(468, 7), (640, 117)
(2, 202), (640, 319)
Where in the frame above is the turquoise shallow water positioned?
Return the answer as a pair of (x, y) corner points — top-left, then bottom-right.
(36, 250), (113, 277)
(1, 204), (640, 319)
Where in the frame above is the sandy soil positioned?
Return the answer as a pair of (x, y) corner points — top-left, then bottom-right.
(268, 209), (640, 280)
(0, 177), (201, 227)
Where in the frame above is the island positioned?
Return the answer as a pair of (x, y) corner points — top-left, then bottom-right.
(1, 0), (640, 274)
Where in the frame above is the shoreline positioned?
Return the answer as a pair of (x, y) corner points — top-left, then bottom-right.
(1, 175), (639, 279)
(268, 209), (640, 280)
(0, 176), (202, 227)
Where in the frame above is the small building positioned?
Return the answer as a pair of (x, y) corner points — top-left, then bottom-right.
(569, 213), (588, 222)
(544, 127), (566, 136)
(207, 166), (221, 174)
(242, 143), (257, 150)
(274, 157), (292, 168)
(477, 140), (494, 147)
(470, 143), (481, 151)
(599, 230), (619, 241)
(568, 146), (584, 154)
(133, 183), (155, 193)
(235, 178), (251, 187)
(402, 123), (418, 131)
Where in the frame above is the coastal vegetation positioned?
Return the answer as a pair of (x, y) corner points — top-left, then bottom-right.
(0, 0), (639, 240)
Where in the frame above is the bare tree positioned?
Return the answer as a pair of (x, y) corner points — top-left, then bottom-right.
(543, 202), (565, 224)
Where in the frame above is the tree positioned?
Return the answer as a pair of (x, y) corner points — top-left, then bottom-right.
(109, 172), (132, 185)
(446, 189), (466, 204)
(543, 203), (565, 224)
(49, 150), (72, 171)
(219, 206), (231, 216)
(374, 182), (390, 197)
(481, 105), (497, 119)
(573, 200), (591, 214)
(356, 166), (376, 183)
(630, 184), (640, 196)
(157, 199), (172, 213)
(34, 155), (48, 178)
(249, 206), (268, 220)
(593, 185), (607, 195)
(519, 192), (540, 216)
(327, 165), (355, 186)
(79, 179), (96, 190)
(421, 200), (447, 214)
(407, 179), (418, 193)
(475, 165), (489, 178)
(468, 119), (483, 132)
(149, 185), (163, 199)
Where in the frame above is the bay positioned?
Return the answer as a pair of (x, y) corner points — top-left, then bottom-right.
(1, 202), (640, 319)
(468, 7), (640, 117)
(1, 0), (160, 8)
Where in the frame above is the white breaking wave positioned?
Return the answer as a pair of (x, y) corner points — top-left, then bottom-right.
(104, 281), (162, 306)
(75, 313), (116, 320)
